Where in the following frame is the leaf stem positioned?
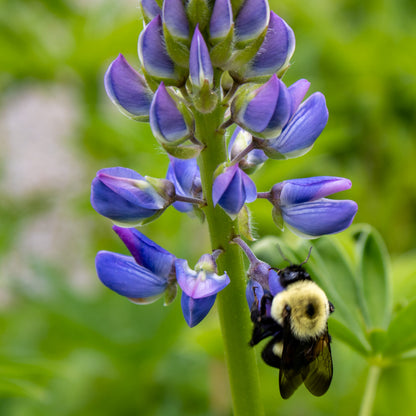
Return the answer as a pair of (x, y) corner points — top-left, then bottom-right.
(195, 106), (264, 416)
(358, 365), (381, 416)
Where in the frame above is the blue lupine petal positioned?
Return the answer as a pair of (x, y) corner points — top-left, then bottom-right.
(104, 54), (153, 120)
(163, 0), (189, 40)
(281, 199), (358, 237)
(268, 269), (284, 296)
(272, 92), (328, 156)
(288, 78), (310, 118)
(279, 176), (352, 205)
(181, 292), (217, 327)
(139, 0), (161, 21)
(189, 25), (214, 88)
(246, 279), (264, 311)
(113, 226), (175, 279)
(242, 75), (280, 132)
(91, 168), (166, 224)
(235, 0), (270, 41)
(212, 165), (257, 215)
(209, 0), (232, 40)
(261, 77), (291, 136)
(245, 12), (295, 78)
(138, 15), (176, 79)
(175, 259), (230, 299)
(150, 82), (190, 143)
(166, 157), (200, 212)
(96, 251), (168, 299)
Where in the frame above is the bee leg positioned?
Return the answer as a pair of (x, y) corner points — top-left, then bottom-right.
(261, 335), (283, 369)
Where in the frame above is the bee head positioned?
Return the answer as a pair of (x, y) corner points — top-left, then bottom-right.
(271, 280), (331, 340)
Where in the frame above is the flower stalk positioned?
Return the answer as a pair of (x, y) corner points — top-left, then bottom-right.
(195, 107), (265, 416)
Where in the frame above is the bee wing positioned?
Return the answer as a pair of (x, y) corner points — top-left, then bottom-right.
(302, 332), (333, 397)
(278, 329), (306, 399)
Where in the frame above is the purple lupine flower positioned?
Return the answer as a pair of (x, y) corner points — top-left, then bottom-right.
(209, 0), (233, 41)
(246, 279), (264, 312)
(189, 25), (214, 89)
(138, 15), (184, 85)
(229, 127), (267, 173)
(166, 156), (201, 213)
(176, 255), (230, 299)
(162, 0), (189, 41)
(91, 167), (175, 226)
(269, 176), (358, 237)
(234, 0), (270, 43)
(176, 252), (229, 327)
(212, 164), (257, 217)
(96, 226), (176, 304)
(181, 292), (217, 327)
(150, 82), (192, 145)
(231, 75), (292, 139)
(104, 54), (153, 121)
(241, 12), (295, 81)
(139, 0), (161, 23)
(262, 92), (329, 159)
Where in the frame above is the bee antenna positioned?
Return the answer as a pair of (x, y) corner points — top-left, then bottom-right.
(299, 246), (313, 266)
(276, 244), (292, 265)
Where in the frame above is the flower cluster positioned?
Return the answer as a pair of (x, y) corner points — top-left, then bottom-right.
(92, 0), (357, 327)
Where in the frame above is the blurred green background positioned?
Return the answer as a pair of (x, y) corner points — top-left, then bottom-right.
(0, 0), (416, 414)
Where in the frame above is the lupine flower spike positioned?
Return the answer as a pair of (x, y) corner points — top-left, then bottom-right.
(95, 0), (358, 409)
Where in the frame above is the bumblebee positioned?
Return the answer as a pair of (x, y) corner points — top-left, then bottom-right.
(250, 262), (334, 399)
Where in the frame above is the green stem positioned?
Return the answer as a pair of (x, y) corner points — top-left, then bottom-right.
(358, 365), (381, 416)
(195, 108), (264, 416)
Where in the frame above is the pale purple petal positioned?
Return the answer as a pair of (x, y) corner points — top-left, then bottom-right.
(281, 199), (358, 237)
(150, 82), (189, 143)
(163, 0), (189, 39)
(235, 0), (270, 41)
(241, 171), (257, 202)
(246, 279), (264, 311)
(181, 292), (216, 327)
(138, 15), (175, 79)
(210, 0), (232, 40)
(278, 177), (352, 205)
(288, 78), (310, 117)
(189, 26), (213, 87)
(96, 251), (167, 298)
(268, 269), (284, 296)
(273, 92), (328, 155)
(175, 259), (230, 299)
(113, 226), (175, 279)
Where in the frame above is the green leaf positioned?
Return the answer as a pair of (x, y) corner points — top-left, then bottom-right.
(383, 298), (416, 358)
(355, 224), (392, 330)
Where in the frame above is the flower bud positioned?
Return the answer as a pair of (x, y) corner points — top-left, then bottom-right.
(269, 177), (358, 238)
(138, 15), (187, 86)
(91, 167), (175, 226)
(231, 75), (291, 139)
(237, 12), (295, 82)
(162, 0), (191, 67)
(149, 82), (192, 145)
(104, 54), (153, 121)
(209, 0), (233, 42)
(189, 25), (214, 89)
(139, 0), (161, 23)
(234, 0), (269, 45)
(229, 127), (267, 174)
(212, 164), (257, 218)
